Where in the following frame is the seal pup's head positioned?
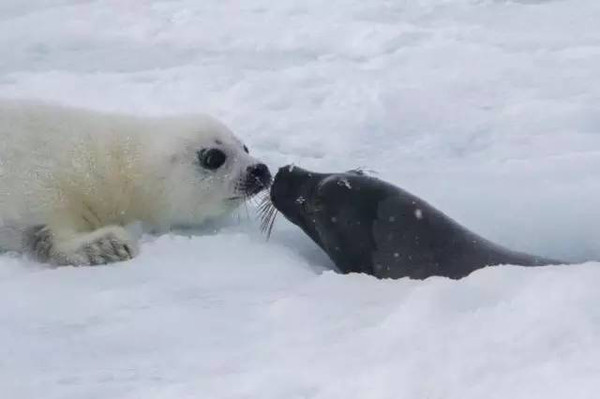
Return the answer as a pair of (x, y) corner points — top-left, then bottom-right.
(147, 115), (272, 227)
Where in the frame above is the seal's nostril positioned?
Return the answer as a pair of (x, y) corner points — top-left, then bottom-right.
(247, 163), (272, 186)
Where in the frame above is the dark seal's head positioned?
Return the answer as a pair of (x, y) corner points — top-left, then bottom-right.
(270, 166), (329, 228)
(270, 165), (395, 276)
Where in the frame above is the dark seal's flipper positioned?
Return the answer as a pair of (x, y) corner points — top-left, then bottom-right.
(270, 165), (564, 280)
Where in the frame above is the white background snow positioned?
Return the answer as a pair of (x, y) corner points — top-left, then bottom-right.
(1, 0), (600, 398)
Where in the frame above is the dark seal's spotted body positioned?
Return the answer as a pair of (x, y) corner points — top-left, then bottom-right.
(270, 166), (563, 280)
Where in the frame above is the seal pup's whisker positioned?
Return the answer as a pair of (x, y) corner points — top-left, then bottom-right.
(257, 194), (278, 239)
(259, 208), (277, 239)
(242, 199), (250, 221)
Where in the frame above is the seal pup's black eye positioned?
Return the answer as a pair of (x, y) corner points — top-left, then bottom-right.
(198, 148), (227, 170)
(243, 145), (249, 154)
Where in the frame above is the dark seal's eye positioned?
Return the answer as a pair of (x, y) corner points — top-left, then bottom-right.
(243, 145), (249, 154)
(198, 148), (227, 170)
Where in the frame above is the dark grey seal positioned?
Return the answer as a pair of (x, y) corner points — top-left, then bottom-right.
(269, 165), (563, 280)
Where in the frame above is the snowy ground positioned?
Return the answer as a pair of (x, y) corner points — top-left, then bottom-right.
(1, 0), (600, 398)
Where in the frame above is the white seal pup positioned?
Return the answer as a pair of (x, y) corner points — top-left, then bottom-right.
(0, 100), (271, 266)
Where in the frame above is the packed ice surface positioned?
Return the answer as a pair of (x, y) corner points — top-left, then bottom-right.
(1, 0), (600, 398)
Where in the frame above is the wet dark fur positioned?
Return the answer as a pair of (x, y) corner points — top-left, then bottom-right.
(267, 165), (565, 280)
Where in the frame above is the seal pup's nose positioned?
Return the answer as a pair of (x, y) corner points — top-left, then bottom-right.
(247, 163), (272, 188)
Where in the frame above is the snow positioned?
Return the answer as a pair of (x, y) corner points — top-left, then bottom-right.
(1, 0), (600, 397)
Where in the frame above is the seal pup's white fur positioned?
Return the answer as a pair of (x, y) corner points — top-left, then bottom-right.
(0, 100), (270, 265)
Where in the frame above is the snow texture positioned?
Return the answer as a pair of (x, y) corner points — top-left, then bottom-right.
(1, 0), (600, 398)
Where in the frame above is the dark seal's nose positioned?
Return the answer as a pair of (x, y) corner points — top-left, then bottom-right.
(270, 165), (328, 220)
(247, 163), (272, 188)
(269, 165), (332, 237)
